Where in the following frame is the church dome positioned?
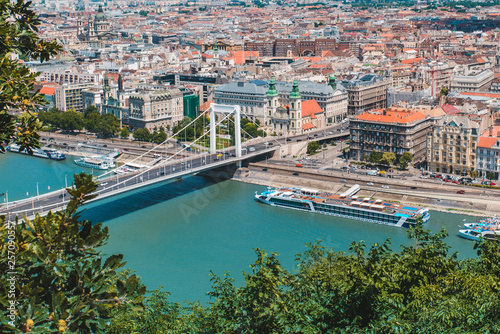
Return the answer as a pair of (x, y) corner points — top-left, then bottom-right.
(95, 5), (106, 21)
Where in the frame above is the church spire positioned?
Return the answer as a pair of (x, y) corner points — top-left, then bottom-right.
(214, 39), (218, 52)
(289, 80), (301, 99)
(267, 78), (278, 97)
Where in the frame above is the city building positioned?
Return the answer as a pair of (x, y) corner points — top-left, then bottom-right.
(340, 74), (389, 115)
(349, 108), (433, 162)
(77, 5), (117, 42)
(101, 74), (130, 127)
(128, 88), (183, 131)
(450, 70), (494, 92)
(268, 79), (325, 135)
(54, 83), (93, 112)
(477, 127), (500, 180)
(214, 81), (268, 124)
(426, 116), (480, 176)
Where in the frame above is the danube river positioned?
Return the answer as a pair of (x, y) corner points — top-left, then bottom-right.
(1, 152), (479, 303)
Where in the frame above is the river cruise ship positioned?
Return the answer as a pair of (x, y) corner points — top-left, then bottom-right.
(6, 143), (66, 160)
(255, 185), (430, 228)
(74, 157), (112, 170)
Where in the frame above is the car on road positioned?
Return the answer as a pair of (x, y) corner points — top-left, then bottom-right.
(443, 179), (451, 182)
(230, 153), (236, 157)
(340, 166), (348, 170)
(381, 185), (389, 189)
(262, 168), (267, 171)
(420, 175), (428, 179)
(58, 194), (65, 198)
(62, 143), (68, 146)
(296, 139), (302, 142)
(292, 172), (299, 176)
(141, 145), (147, 148)
(296, 164), (303, 168)
(248, 147), (256, 151)
(452, 180), (459, 184)
(457, 190), (465, 194)
(328, 131), (334, 134)
(100, 182), (108, 186)
(367, 182), (374, 186)
(103, 144), (107, 147)
(286, 138), (292, 142)
(410, 186), (417, 189)
(491, 182), (497, 186)
(313, 134), (318, 137)
(340, 179), (347, 183)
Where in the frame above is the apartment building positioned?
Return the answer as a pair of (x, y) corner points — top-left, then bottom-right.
(350, 108), (432, 162)
(38, 70), (99, 84)
(54, 83), (93, 112)
(349, 108), (433, 162)
(477, 127), (500, 180)
(450, 70), (494, 92)
(128, 88), (183, 131)
(426, 116), (480, 176)
(340, 74), (389, 115)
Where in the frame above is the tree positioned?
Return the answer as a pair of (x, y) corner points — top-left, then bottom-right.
(471, 170), (479, 178)
(133, 128), (151, 142)
(399, 152), (414, 170)
(380, 152), (396, 166)
(486, 172), (496, 180)
(368, 150), (382, 163)
(0, 173), (145, 333)
(0, 0), (61, 155)
(83, 105), (99, 119)
(307, 141), (319, 154)
(59, 110), (85, 132)
(96, 113), (120, 138)
(120, 127), (130, 139)
(439, 86), (449, 97)
(153, 128), (168, 144)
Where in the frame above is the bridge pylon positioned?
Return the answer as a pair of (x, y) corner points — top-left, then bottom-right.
(209, 104), (242, 160)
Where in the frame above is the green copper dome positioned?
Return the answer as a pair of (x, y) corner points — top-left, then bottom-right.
(289, 80), (301, 99)
(267, 78), (278, 97)
(328, 74), (336, 90)
(214, 39), (218, 52)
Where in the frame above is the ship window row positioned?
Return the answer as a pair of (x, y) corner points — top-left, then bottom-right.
(315, 204), (398, 222)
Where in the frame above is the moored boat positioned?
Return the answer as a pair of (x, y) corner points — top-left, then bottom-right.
(6, 143), (66, 160)
(459, 228), (500, 241)
(74, 157), (111, 170)
(255, 185), (430, 228)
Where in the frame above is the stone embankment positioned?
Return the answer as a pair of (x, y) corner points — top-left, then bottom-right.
(233, 164), (500, 217)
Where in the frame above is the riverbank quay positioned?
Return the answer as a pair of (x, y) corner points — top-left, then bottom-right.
(234, 163), (500, 217)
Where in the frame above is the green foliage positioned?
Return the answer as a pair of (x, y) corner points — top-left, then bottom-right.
(59, 110), (85, 132)
(152, 128), (168, 144)
(307, 141), (319, 154)
(120, 127), (130, 139)
(440, 86), (449, 97)
(368, 150), (382, 163)
(399, 152), (414, 170)
(0, 0), (61, 154)
(471, 170), (479, 178)
(380, 152), (396, 166)
(133, 128), (151, 142)
(0, 172), (146, 333)
(95, 114), (120, 138)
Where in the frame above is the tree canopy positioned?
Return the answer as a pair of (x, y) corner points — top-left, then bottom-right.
(0, 0), (61, 154)
(399, 152), (414, 170)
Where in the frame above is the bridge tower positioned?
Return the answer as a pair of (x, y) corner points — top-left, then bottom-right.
(209, 104), (242, 158)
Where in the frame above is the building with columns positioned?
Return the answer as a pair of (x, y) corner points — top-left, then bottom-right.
(77, 5), (117, 42)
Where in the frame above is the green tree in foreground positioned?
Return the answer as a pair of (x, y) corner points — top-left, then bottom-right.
(0, 0), (61, 154)
(0, 173), (145, 333)
(120, 126), (130, 139)
(368, 149), (382, 163)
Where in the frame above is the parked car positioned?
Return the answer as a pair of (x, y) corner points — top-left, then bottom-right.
(491, 182), (497, 186)
(296, 164), (303, 168)
(296, 139), (302, 142)
(381, 185), (389, 189)
(410, 186), (417, 189)
(292, 172), (299, 176)
(452, 180), (459, 184)
(367, 182), (374, 186)
(457, 190), (465, 194)
(420, 175), (428, 179)
(340, 179), (347, 183)
(286, 138), (292, 142)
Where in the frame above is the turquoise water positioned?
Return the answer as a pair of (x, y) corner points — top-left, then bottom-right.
(0, 153), (479, 303)
(0, 152), (107, 201)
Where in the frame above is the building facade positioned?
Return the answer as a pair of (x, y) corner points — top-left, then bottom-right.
(340, 74), (389, 115)
(77, 5), (116, 42)
(426, 116), (479, 176)
(349, 108), (433, 162)
(128, 88), (183, 131)
(54, 83), (93, 112)
(450, 70), (494, 92)
(477, 127), (500, 180)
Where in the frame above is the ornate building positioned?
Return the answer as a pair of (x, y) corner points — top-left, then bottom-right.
(77, 5), (117, 42)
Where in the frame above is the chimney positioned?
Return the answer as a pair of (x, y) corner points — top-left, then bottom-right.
(383, 109), (386, 115)
(490, 126), (493, 137)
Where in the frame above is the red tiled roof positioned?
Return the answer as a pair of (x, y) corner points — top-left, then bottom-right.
(200, 100), (213, 112)
(442, 104), (460, 115)
(302, 122), (314, 130)
(478, 136), (500, 148)
(301, 99), (323, 118)
(355, 109), (426, 124)
(39, 86), (56, 95)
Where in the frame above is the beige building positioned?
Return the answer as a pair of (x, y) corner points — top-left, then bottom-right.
(450, 70), (494, 92)
(340, 74), (389, 115)
(349, 108), (433, 162)
(426, 116), (481, 176)
(128, 89), (184, 131)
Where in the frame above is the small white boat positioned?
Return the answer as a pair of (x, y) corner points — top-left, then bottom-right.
(459, 228), (500, 241)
